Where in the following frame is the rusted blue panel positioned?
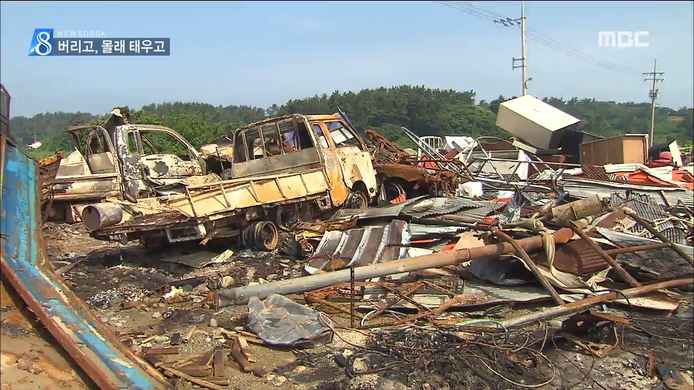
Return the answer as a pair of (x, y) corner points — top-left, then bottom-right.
(1, 137), (169, 390)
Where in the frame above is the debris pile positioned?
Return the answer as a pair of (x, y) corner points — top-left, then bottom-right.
(6, 94), (693, 389)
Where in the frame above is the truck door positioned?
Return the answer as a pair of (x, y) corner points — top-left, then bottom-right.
(317, 120), (377, 202)
(113, 126), (149, 198)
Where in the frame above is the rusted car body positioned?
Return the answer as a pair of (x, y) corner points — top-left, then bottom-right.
(91, 113), (378, 251)
(365, 129), (459, 203)
(47, 108), (209, 221)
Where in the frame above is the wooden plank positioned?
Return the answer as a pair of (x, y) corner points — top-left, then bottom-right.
(213, 347), (225, 377)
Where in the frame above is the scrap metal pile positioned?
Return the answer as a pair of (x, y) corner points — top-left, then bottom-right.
(10, 94), (694, 389)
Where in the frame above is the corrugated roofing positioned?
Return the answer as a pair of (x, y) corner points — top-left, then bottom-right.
(401, 197), (499, 219)
(562, 178), (694, 208)
(312, 220), (409, 267)
(602, 193), (687, 245)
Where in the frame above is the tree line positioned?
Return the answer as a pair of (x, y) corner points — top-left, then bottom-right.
(9, 85), (693, 159)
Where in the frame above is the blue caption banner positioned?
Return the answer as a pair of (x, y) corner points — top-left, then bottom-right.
(29, 29), (170, 56)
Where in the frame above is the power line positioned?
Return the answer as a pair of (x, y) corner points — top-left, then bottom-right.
(438, 1), (642, 75)
(490, 3), (529, 96)
(643, 59), (665, 147)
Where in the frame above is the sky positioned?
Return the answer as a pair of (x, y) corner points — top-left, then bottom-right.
(1, 1), (692, 117)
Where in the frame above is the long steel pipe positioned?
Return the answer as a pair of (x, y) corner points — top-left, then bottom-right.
(215, 228), (574, 306)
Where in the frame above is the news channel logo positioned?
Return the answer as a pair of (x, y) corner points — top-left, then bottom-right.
(28, 28), (171, 56)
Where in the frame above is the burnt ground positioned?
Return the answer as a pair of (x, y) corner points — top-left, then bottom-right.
(6, 222), (691, 390)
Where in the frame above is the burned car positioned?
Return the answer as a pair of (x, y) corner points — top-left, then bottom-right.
(89, 113), (379, 251)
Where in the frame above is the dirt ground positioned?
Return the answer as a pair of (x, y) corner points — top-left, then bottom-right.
(2, 222), (692, 390)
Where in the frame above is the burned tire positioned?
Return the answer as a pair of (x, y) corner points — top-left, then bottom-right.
(241, 221), (279, 251)
(345, 190), (369, 209)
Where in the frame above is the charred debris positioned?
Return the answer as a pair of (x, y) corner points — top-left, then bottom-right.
(33, 95), (694, 389)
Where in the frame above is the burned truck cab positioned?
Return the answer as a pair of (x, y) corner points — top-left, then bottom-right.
(222, 114), (378, 209)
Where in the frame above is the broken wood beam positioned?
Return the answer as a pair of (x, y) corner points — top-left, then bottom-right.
(217, 228), (574, 306)
(175, 364), (212, 377)
(500, 278), (693, 329)
(622, 207), (694, 267)
(237, 337), (257, 363)
(213, 347), (225, 377)
(203, 377), (231, 386)
(144, 347), (179, 356)
(157, 364), (225, 390)
(230, 340), (253, 372)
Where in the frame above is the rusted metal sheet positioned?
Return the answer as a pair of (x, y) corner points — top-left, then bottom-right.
(312, 220), (410, 267)
(1, 136), (171, 389)
(52, 173), (120, 201)
(534, 239), (609, 277)
(580, 165), (611, 181)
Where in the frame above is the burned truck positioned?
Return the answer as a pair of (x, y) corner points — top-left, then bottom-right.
(46, 108), (211, 222)
(89, 113), (378, 251)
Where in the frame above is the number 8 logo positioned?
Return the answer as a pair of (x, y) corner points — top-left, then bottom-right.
(35, 31), (52, 56)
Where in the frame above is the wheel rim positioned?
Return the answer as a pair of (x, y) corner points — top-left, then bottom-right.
(348, 191), (368, 209)
(254, 221), (279, 251)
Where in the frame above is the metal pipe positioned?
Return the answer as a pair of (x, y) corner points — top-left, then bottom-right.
(500, 278), (693, 329)
(567, 222), (641, 287)
(493, 228), (564, 305)
(604, 243), (670, 256)
(81, 203), (124, 231)
(215, 228), (574, 306)
(622, 207), (694, 267)
(551, 195), (604, 223)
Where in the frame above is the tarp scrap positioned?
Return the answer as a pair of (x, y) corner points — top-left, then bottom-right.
(246, 294), (333, 347)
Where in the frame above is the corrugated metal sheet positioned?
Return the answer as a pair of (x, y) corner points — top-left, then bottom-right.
(581, 165), (610, 181)
(535, 239), (609, 276)
(602, 193), (687, 245)
(402, 197), (499, 219)
(451, 202), (506, 221)
(595, 227), (694, 257)
(313, 220), (409, 267)
(562, 178), (694, 208)
(408, 224), (465, 239)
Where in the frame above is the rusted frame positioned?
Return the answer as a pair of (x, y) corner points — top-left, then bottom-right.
(305, 295), (365, 319)
(217, 182), (232, 208)
(256, 125), (267, 158)
(567, 222), (641, 287)
(492, 228), (564, 306)
(389, 296), (463, 326)
(241, 131), (250, 162)
(378, 283), (434, 322)
(184, 187), (199, 218)
(368, 282), (426, 321)
(273, 122), (285, 155)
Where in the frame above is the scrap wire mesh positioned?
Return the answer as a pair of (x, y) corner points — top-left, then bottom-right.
(346, 326), (555, 390)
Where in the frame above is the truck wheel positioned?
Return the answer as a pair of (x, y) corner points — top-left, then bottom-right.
(243, 221), (279, 251)
(345, 191), (369, 209)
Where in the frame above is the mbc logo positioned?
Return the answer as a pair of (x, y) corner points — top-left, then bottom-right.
(598, 31), (649, 48)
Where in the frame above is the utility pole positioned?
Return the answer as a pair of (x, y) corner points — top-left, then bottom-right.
(495, 2), (528, 96)
(643, 59), (664, 147)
